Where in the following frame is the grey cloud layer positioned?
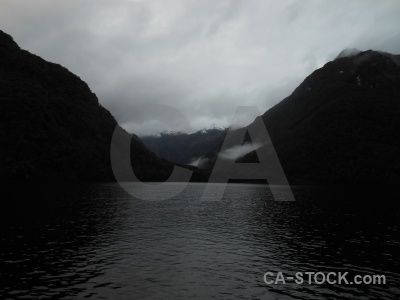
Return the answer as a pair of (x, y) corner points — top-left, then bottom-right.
(1, 0), (400, 135)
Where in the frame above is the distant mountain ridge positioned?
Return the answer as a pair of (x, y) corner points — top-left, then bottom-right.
(141, 127), (227, 165)
(0, 30), (174, 182)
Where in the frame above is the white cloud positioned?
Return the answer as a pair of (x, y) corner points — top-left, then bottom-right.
(188, 156), (209, 168)
(1, 0), (399, 134)
(219, 143), (262, 160)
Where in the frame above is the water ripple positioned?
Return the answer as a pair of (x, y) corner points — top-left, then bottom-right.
(1, 183), (399, 299)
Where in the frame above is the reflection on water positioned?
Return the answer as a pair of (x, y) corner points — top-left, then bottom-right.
(1, 183), (399, 299)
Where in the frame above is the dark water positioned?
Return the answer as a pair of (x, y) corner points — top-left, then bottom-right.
(1, 183), (399, 299)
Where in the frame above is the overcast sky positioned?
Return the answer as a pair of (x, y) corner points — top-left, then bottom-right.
(1, 0), (400, 135)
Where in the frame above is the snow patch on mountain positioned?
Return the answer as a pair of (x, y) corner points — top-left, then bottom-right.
(199, 123), (226, 133)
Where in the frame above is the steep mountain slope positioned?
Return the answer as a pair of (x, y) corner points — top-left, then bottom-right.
(0, 30), (173, 182)
(141, 127), (226, 165)
(235, 50), (400, 184)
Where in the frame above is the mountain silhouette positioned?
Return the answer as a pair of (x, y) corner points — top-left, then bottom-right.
(0, 30), (175, 182)
(230, 50), (400, 184)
